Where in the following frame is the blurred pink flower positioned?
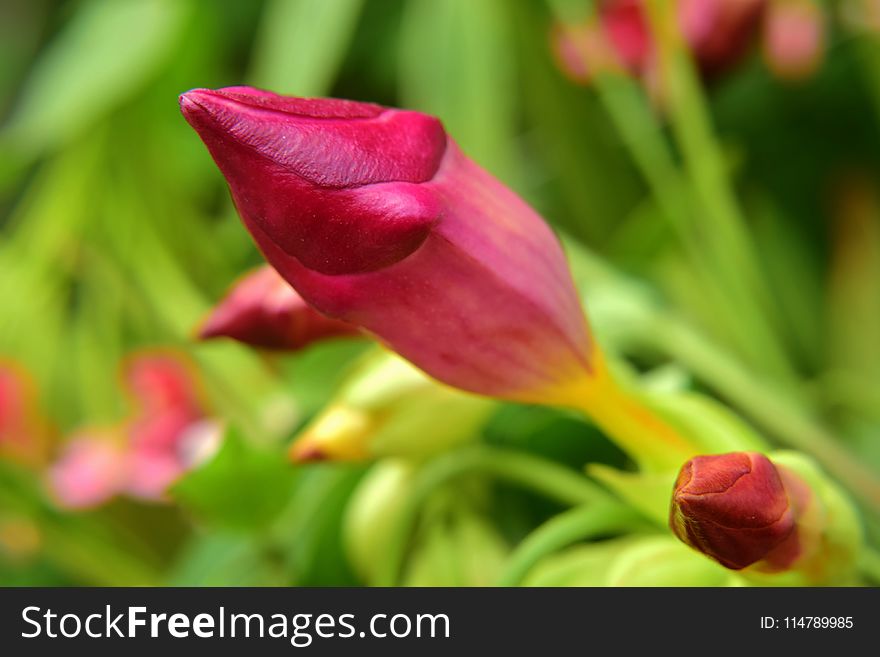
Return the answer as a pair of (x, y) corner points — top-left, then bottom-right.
(49, 432), (126, 509)
(678, 0), (765, 75)
(48, 351), (221, 508)
(553, 0), (764, 81)
(762, 0), (825, 81)
(552, 0), (825, 84)
(602, 0), (654, 71)
(551, 1), (652, 84)
(124, 351), (202, 420)
(123, 352), (220, 501)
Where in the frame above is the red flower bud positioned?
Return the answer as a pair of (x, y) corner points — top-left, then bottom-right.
(181, 87), (595, 404)
(199, 265), (359, 350)
(669, 452), (806, 570)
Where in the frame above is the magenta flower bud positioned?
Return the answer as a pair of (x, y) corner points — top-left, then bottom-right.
(180, 87), (595, 403)
(669, 452), (805, 570)
(199, 265), (359, 351)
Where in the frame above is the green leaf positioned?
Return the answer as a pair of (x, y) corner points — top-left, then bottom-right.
(642, 390), (770, 454)
(279, 339), (371, 418)
(514, 1), (642, 241)
(398, 0), (521, 185)
(484, 403), (627, 470)
(606, 536), (734, 587)
(274, 465), (363, 586)
(524, 539), (636, 587)
(166, 534), (281, 586)
(2, 0), (188, 156)
(171, 428), (296, 532)
(586, 464), (674, 526)
(249, 0), (364, 96)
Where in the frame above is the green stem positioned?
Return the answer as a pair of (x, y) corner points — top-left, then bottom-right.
(106, 169), (280, 436)
(589, 75), (778, 375)
(570, 243), (880, 522)
(496, 503), (647, 586)
(375, 445), (613, 586)
(548, 0), (795, 387)
(650, 313), (880, 514)
(642, 0), (795, 386)
(857, 33), (880, 122)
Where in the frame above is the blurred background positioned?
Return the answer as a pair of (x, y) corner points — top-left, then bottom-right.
(1, 0), (880, 586)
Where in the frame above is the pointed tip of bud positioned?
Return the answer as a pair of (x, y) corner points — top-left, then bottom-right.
(670, 452), (799, 570)
(179, 86), (447, 276)
(178, 85), (446, 187)
(289, 442), (329, 464)
(195, 316), (224, 341)
(289, 407), (372, 463)
(179, 86), (385, 122)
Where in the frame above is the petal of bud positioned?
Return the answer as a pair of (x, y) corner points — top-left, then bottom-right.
(761, 451), (862, 584)
(179, 88), (445, 275)
(181, 87), (595, 404)
(198, 265), (360, 350)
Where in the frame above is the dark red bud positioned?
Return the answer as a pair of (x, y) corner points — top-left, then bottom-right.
(670, 452), (800, 570)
